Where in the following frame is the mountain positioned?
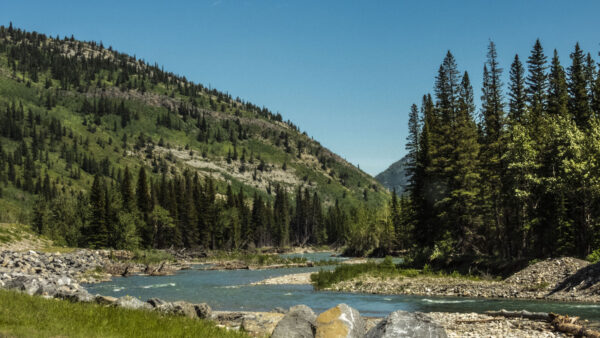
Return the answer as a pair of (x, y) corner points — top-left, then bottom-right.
(0, 24), (388, 249)
(375, 155), (409, 195)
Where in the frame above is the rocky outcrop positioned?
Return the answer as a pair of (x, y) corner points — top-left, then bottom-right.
(315, 303), (366, 338)
(272, 304), (317, 338)
(366, 311), (447, 338)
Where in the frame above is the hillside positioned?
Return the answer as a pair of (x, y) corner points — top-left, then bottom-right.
(375, 155), (409, 195)
(0, 24), (388, 250)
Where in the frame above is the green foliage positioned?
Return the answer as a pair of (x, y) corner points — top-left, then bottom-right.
(586, 249), (600, 263)
(0, 289), (247, 338)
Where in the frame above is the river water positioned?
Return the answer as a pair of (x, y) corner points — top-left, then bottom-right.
(85, 253), (600, 321)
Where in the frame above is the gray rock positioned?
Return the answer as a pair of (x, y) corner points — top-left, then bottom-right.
(147, 298), (168, 308)
(365, 311), (447, 338)
(172, 301), (197, 318)
(272, 304), (316, 338)
(116, 295), (152, 310)
(96, 295), (118, 305)
(315, 303), (365, 338)
(194, 303), (212, 319)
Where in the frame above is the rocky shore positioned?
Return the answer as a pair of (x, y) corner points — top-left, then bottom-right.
(328, 257), (600, 303)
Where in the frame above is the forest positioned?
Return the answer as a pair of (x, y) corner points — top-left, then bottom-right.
(394, 39), (600, 264)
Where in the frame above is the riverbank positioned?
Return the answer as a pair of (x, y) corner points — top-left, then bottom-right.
(320, 257), (600, 303)
(0, 249), (593, 337)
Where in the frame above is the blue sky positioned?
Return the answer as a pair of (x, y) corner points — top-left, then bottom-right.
(2, 0), (600, 175)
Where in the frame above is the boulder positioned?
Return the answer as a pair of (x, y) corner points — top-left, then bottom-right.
(194, 303), (212, 319)
(55, 288), (93, 303)
(96, 295), (118, 305)
(172, 301), (197, 318)
(116, 295), (152, 310)
(315, 304), (366, 338)
(272, 304), (317, 338)
(365, 311), (447, 338)
(241, 312), (285, 336)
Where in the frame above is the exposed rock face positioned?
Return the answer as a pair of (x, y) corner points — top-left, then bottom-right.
(272, 304), (316, 338)
(366, 311), (447, 338)
(315, 303), (366, 338)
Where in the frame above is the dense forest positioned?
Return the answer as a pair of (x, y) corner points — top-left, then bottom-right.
(384, 40), (600, 264)
(0, 23), (389, 251)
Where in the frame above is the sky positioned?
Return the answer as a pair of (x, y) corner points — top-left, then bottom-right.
(2, 0), (600, 175)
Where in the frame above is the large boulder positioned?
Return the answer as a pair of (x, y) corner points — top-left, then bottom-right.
(116, 295), (152, 310)
(315, 304), (366, 338)
(194, 303), (212, 319)
(365, 311), (447, 338)
(146, 297), (168, 308)
(272, 304), (317, 338)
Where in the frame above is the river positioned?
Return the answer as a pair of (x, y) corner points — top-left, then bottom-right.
(85, 253), (600, 321)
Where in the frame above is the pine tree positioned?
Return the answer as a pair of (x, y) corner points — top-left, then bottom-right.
(405, 103), (420, 196)
(568, 43), (591, 129)
(88, 174), (108, 248)
(508, 54), (527, 124)
(120, 166), (134, 211)
(548, 50), (569, 117)
(136, 166), (151, 214)
(526, 39), (548, 120)
(479, 41), (505, 255)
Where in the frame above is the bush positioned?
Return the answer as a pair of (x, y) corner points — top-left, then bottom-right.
(587, 249), (600, 263)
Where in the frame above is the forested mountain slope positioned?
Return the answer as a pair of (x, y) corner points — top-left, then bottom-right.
(0, 24), (388, 250)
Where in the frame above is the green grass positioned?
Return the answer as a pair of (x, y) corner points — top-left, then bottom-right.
(0, 290), (248, 338)
(310, 256), (490, 290)
(126, 249), (176, 265)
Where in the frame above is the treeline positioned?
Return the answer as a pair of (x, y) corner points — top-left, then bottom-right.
(32, 166), (359, 250)
(395, 40), (600, 262)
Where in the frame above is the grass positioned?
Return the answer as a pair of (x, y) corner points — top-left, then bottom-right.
(310, 256), (493, 290)
(127, 249), (176, 265)
(0, 290), (248, 338)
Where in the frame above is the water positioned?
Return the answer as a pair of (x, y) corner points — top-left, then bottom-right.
(278, 251), (347, 262)
(85, 264), (600, 321)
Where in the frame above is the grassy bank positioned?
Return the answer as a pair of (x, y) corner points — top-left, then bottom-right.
(0, 290), (247, 338)
(310, 257), (496, 289)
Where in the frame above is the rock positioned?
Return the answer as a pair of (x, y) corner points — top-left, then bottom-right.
(147, 297), (168, 308)
(96, 295), (118, 305)
(365, 311), (447, 338)
(172, 301), (197, 318)
(116, 295), (152, 310)
(272, 304), (317, 338)
(273, 307), (287, 314)
(315, 304), (366, 338)
(241, 312), (285, 336)
(55, 288), (93, 303)
(194, 303), (212, 319)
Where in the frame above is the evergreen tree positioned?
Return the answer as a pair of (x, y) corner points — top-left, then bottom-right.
(508, 54), (527, 124)
(526, 39), (548, 120)
(568, 43), (591, 129)
(548, 50), (569, 117)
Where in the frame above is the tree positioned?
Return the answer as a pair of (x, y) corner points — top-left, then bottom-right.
(548, 50), (569, 117)
(508, 54), (527, 124)
(405, 103), (420, 196)
(568, 43), (591, 129)
(87, 174), (108, 248)
(526, 39), (548, 120)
